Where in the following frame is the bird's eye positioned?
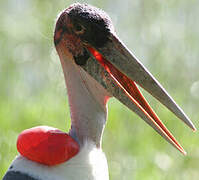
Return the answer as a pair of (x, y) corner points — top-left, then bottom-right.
(74, 23), (84, 34)
(75, 24), (82, 31)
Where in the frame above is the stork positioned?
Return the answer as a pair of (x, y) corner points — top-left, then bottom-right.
(3, 3), (196, 180)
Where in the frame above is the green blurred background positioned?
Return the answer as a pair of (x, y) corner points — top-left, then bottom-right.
(0, 0), (199, 179)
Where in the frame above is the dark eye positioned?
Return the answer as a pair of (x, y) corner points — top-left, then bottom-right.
(74, 23), (84, 34)
(75, 24), (82, 31)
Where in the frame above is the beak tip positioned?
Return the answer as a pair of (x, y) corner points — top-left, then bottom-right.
(178, 146), (187, 156)
(182, 114), (196, 132)
(182, 150), (187, 156)
(188, 121), (197, 132)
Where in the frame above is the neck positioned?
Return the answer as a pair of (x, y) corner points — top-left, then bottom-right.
(4, 53), (110, 180)
(60, 56), (109, 147)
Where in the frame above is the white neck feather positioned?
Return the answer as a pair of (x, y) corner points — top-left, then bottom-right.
(10, 142), (109, 180)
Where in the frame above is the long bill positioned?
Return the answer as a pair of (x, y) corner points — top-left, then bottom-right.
(79, 34), (196, 155)
(95, 33), (196, 131)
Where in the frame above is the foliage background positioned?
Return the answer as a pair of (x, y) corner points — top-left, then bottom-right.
(0, 0), (199, 179)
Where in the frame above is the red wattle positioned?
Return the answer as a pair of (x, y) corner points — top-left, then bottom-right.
(17, 126), (79, 166)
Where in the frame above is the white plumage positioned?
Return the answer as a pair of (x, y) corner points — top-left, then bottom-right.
(8, 142), (109, 180)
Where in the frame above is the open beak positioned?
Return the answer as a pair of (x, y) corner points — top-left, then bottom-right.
(78, 32), (196, 155)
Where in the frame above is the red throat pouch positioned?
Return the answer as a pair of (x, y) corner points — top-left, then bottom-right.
(17, 126), (79, 166)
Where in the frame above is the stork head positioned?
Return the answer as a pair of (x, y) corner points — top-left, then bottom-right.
(54, 3), (195, 154)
